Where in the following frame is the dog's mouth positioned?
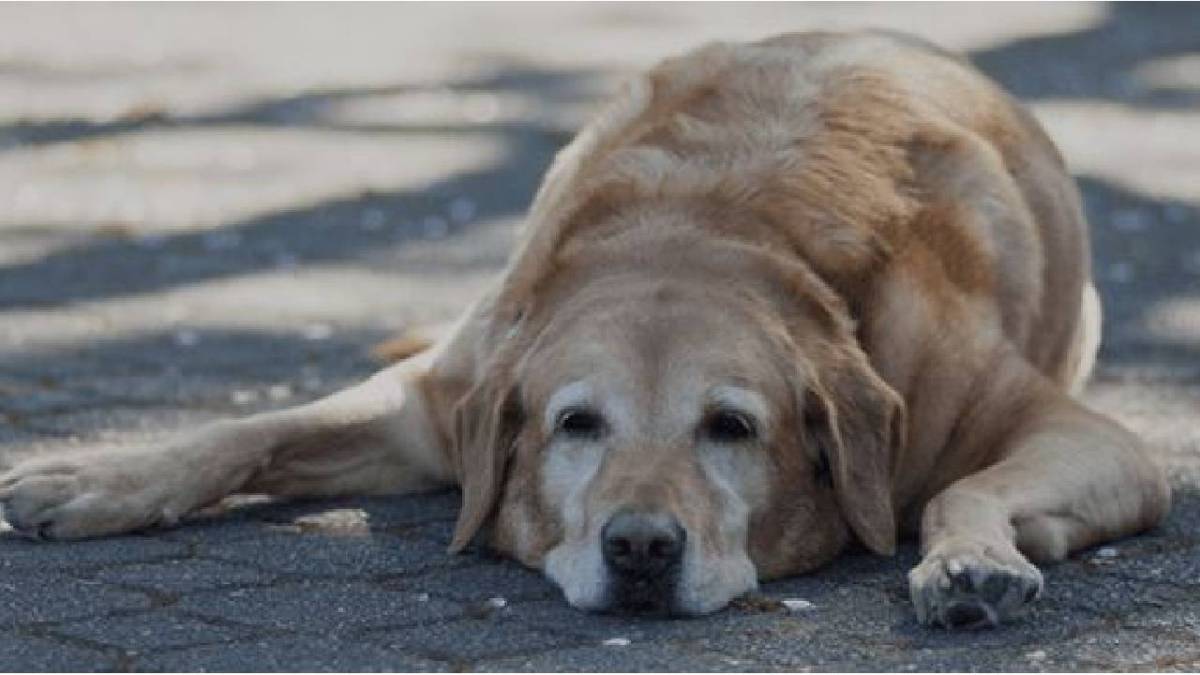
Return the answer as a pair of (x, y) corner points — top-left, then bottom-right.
(600, 566), (684, 617)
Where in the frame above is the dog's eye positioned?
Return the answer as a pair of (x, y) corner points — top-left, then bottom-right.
(704, 409), (757, 443)
(556, 407), (605, 439)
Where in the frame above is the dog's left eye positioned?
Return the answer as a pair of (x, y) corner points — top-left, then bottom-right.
(556, 407), (605, 439)
(703, 409), (757, 443)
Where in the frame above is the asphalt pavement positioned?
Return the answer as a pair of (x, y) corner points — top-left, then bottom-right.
(0, 3), (1198, 671)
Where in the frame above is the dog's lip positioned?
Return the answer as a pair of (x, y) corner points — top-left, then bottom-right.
(600, 567), (686, 616)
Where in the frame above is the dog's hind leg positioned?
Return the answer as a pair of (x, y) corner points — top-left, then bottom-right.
(0, 299), (494, 541)
(907, 362), (1170, 630)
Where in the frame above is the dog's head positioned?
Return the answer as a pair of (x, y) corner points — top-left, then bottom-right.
(447, 247), (903, 616)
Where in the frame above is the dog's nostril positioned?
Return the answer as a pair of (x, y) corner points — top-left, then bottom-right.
(648, 537), (678, 559)
(609, 537), (632, 557)
(601, 510), (685, 576)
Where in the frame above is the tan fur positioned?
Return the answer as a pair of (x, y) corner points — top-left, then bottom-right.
(0, 31), (1169, 627)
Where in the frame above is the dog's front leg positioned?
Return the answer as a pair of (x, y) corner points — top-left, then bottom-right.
(0, 355), (458, 541)
(908, 369), (1170, 629)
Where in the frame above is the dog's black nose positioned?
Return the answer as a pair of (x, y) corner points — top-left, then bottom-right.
(601, 510), (685, 577)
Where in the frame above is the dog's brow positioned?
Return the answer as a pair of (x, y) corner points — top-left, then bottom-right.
(544, 381), (594, 431)
(707, 386), (769, 421)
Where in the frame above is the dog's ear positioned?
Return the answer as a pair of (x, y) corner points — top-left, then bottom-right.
(447, 360), (524, 553)
(804, 346), (905, 556)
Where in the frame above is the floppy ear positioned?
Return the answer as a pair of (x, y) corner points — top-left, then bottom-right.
(805, 347), (905, 556)
(447, 365), (523, 553)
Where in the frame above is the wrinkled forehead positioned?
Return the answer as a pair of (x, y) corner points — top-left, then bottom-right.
(521, 280), (795, 420)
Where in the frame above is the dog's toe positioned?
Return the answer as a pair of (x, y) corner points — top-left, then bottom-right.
(0, 473), (80, 539)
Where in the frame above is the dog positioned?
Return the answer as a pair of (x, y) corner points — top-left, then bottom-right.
(0, 31), (1171, 629)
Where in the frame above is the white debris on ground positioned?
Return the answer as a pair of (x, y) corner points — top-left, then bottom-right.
(486, 596), (507, 610)
(268, 384), (293, 401)
(602, 637), (631, 647)
(1096, 547), (1119, 558)
(782, 598), (816, 612)
(289, 508), (371, 536)
(230, 389), (259, 406)
(1025, 649), (1048, 662)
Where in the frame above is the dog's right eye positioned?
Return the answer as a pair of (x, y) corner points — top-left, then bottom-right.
(556, 408), (605, 439)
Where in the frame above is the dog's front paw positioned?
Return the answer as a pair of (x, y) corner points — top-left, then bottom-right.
(0, 453), (180, 540)
(908, 538), (1043, 629)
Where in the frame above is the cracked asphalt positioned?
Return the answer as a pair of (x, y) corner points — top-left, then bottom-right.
(0, 3), (1198, 672)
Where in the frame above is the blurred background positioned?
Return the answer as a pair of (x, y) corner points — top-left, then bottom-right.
(0, 2), (1197, 485)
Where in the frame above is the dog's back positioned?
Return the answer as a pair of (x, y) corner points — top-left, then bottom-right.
(513, 31), (1091, 390)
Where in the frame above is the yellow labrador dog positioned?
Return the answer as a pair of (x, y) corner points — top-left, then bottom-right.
(0, 31), (1170, 629)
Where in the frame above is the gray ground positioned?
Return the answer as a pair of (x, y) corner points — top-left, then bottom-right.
(0, 3), (1198, 672)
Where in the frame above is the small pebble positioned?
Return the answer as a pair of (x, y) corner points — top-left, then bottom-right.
(1025, 649), (1047, 662)
(782, 598), (815, 612)
(230, 389), (259, 406)
(602, 637), (631, 647)
(415, 592), (430, 602)
(486, 596), (507, 609)
(1096, 547), (1119, 558)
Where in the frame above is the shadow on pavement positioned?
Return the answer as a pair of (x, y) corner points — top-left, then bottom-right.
(0, 66), (591, 309)
(971, 2), (1200, 108)
(0, 326), (391, 459)
(1080, 175), (1200, 371)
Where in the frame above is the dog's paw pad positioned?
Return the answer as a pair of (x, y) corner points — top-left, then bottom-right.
(909, 540), (1043, 630)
